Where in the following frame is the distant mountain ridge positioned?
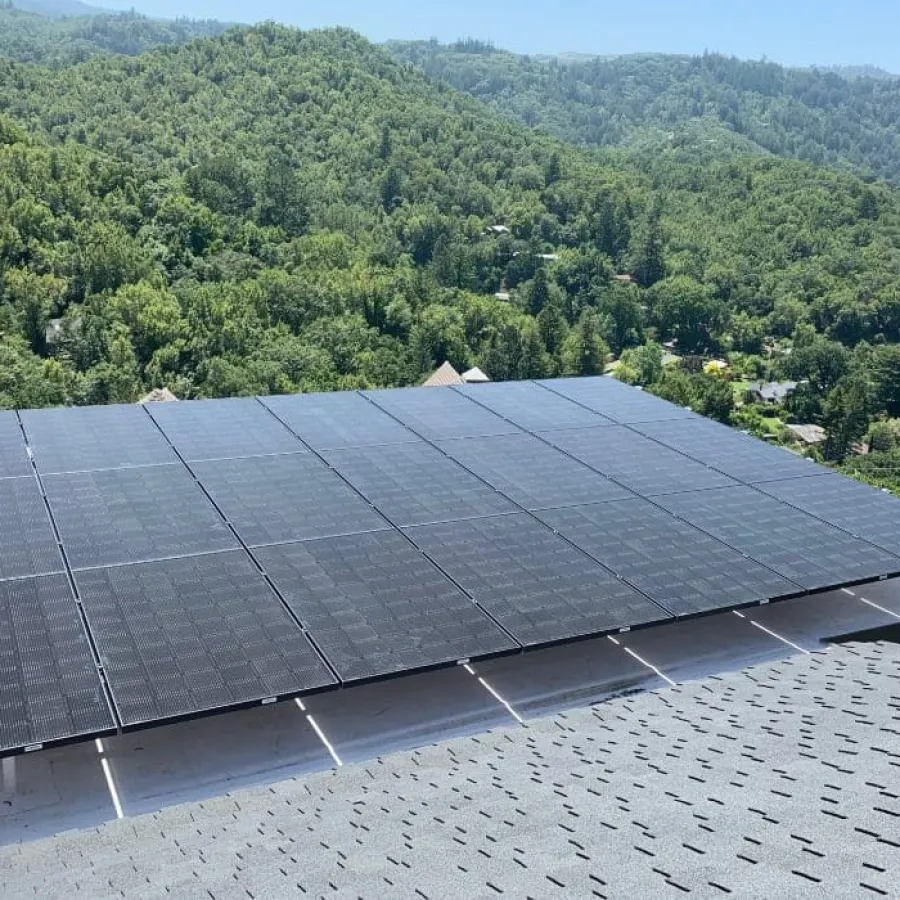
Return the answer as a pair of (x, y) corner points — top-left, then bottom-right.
(7, 0), (109, 17)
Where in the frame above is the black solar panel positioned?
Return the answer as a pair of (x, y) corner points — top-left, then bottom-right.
(544, 426), (737, 496)
(323, 442), (517, 526)
(538, 377), (698, 424)
(0, 477), (64, 582)
(0, 574), (114, 754)
(192, 453), (390, 547)
(255, 531), (515, 682)
(655, 486), (900, 590)
(260, 391), (419, 450)
(44, 464), (238, 569)
(536, 499), (799, 616)
(406, 513), (671, 646)
(436, 433), (633, 510)
(758, 473), (900, 558)
(146, 398), (304, 461)
(74, 552), (335, 727)
(632, 417), (819, 484)
(453, 381), (614, 432)
(20, 405), (177, 474)
(0, 411), (32, 479)
(364, 386), (522, 441)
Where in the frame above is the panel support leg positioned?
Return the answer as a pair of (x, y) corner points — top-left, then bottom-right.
(1, 757), (16, 795)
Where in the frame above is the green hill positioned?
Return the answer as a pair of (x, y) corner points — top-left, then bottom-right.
(388, 41), (900, 182)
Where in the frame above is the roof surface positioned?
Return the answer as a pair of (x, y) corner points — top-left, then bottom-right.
(422, 361), (465, 386)
(2, 638), (898, 898)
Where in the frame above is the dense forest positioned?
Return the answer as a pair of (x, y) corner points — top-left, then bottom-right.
(388, 41), (900, 182)
(0, 5), (232, 64)
(2, 24), (900, 487)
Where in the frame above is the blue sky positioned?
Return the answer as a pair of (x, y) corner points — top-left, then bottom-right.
(100, 0), (900, 71)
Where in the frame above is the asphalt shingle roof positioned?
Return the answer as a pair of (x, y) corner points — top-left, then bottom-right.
(1, 637), (898, 898)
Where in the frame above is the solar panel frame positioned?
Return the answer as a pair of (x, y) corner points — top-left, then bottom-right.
(20, 404), (178, 474)
(260, 391), (421, 451)
(146, 398), (306, 462)
(538, 376), (699, 424)
(255, 531), (516, 683)
(323, 442), (519, 527)
(543, 425), (738, 497)
(535, 499), (801, 617)
(0, 574), (115, 755)
(192, 453), (392, 547)
(452, 381), (615, 432)
(0, 476), (65, 582)
(364, 386), (523, 441)
(436, 433), (634, 510)
(757, 473), (900, 558)
(43, 464), (239, 570)
(654, 485), (900, 591)
(632, 417), (819, 484)
(74, 551), (336, 728)
(0, 411), (32, 479)
(406, 513), (672, 647)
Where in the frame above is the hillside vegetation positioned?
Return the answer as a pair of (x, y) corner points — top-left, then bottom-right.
(389, 41), (900, 182)
(1, 26), (900, 477)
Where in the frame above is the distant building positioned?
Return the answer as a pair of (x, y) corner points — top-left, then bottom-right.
(484, 225), (510, 236)
(462, 367), (491, 384)
(140, 388), (179, 403)
(422, 362), (491, 387)
(613, 273), (633, 284)
(786, 423), (826, 445)
(536, 253), (559, 262)
(747, 381), (797, 405)
(494, 292), (511, 301)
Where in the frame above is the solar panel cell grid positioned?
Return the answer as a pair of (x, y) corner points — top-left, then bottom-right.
(758, 473), (900, 558)
(0, 411), (32, 479)
(538, 377), (699, 424)
(193, 453), (391, 546)
(260, 392), (419, 450)
(536, 499), (799, 616)
(0, 574), (114, 754)
(323, 442), (517, 526)
(0, 476), (64, 582)
(544, 426), (737, 496)
(655, 486), (900, 590)
(633, 417), (818, 484)
(43, 464), (238, 570)
(256, 531), (515, 683)
(364, 386), (522, 441)
(20, 405), (177, 474)
(406, 513), (671, 646)
(436, 433), (633, 510)
(146, 398), (304, 461)
(74, 552), (335, 727)
(452, 381), (614, 432)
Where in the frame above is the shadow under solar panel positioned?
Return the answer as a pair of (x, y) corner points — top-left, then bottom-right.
(146, 398), (305, 462)
(43, 464), (238, 570)
(0, 411), (32, 479)
(758, 473), (900, 558)
(323, 442), (518, 526)
(0, 476), (65, 582)
(260, 391), (420, 451)
(255, 531), (515, 683)
(406, 512), (671, 646)
(538, 377), (698, 424)
(192, 453), (391, 546)
(74, 551), (336, 727)
(0, 574), (114, 755)
(436, 433), (633, 510)
(535, 499), (800, 616)
(364, 385), (522, 441)
(20, 404), (177, 474)
(544, 426), (737, 497)
(655, 486), (900, 591)
(452, 381), (614, 433)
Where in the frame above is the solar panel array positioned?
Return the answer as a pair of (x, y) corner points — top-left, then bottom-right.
(3, 376), (900, 756)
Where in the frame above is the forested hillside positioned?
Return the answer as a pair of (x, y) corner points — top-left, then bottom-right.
(389, 41), (900, 181)
(0, 5), (232, 64)
(2, 25), (900, 480)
